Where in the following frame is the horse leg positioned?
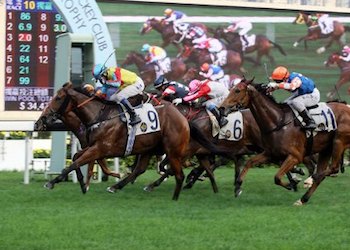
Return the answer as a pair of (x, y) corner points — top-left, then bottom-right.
(235, 152), (270, 197)
(168, 156), (185, 201)
(44, 146), (101, 190)
(196, 155), (218, 193)
(97, 159), (120, 178)
(274, 155), (300, 191)
(144, 168), (174, 192)
(107, 154), (152, 193)
(295, 150), (331, 205)
(85, 161), (96, 192)
(184, 165), (205, 188)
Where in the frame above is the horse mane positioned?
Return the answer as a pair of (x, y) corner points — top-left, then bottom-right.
(251, 82), (289, 111)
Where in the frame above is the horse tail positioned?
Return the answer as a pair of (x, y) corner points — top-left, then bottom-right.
(269, 40), (287, 56)
(189, 122), (230, 155)
(345, 26), (350, 32)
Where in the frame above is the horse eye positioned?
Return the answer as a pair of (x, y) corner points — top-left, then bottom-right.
(55, 96), (61, 101)
(235, 89), (240, 94)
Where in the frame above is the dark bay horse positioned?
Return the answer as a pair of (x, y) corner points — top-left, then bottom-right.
(179, 45), (245, 74)
(121, 51), (187, 86)
(140, 17), (208, 53)
(324, 52), (350, 100)
(292, 12), (350, 53)
(35, 82), (191, 200)
(35, 110), (120, 192)
(210, 26), (287, 65)
(220, 78), (350, 205)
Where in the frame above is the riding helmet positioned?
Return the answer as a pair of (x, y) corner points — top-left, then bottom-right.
(201, 63), (210, 71)
(141, 43), (151, 52)
(189, 79), (202, 93)
(92, 64), (107, 80)
(164, 8), (173, 16)
(271, 66), (290, 81)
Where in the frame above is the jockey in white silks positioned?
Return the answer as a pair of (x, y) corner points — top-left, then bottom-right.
(225, 18), (253, 50)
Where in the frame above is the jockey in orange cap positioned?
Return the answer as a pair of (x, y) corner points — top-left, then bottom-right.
(92, 64), (145, 126)
(268, 66), (319, 129)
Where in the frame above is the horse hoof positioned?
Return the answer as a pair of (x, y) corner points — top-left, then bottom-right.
(293, 42), (299, 47)
(143, 186), (153, 192)
(293, 199), (304, 206)
(316, 47), (325, 54)
(44, 182), (54, 190)
(303, 176), (313, 189)
(235, 189), (242, 197)
(106, 186), (116, 193)
(183, 183), (193, 189)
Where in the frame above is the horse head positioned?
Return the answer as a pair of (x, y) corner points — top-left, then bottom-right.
(182, 67), (200, 83)
(325, 52), (341, 67)
(220, 77), (254, 113)
(140, 18), (153, 34)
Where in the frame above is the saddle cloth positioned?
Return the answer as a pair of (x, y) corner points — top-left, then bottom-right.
(155, 57), (171, 79)
(240, 34), (256, 51)
(290, 102), (337, 132)
(125, 103), (161, 136)
(209, 110), (244, 141)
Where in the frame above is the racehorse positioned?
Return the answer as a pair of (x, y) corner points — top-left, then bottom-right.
(121, 51), (187, 86)
(179, 45), (245, 74)
(324, 52), (350, 100)
(35, 110), (120, 192)
(220, 78), (350, 205)
(144, 102), (263, 192)
(140, 17), (207, 53)
(209, 26), (287, 65)
(35, 82), (191, 200)
(292, 11), (350, 54)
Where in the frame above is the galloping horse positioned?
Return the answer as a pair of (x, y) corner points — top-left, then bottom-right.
(220, 78), (350, 205)
(121, 51), (187, 86)
(292, 11), (350, 54)
(144, 103), (263, 192)
(140, 17), (207, 53)
(210, 26), (287, 65)
(324, 52), (350, 100)
(35, 110), (120, 192)
(35, 82), (191, 200)
(179, 46), (244, 74)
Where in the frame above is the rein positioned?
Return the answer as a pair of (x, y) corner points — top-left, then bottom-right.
(77, 96), (95, 108)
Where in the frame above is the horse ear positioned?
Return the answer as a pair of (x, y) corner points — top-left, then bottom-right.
(247, 77), (255, 85)
(63, 81), (73, 88)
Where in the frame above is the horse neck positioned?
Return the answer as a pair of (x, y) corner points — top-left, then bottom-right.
(132, 54), (147, 70)
(248, 87), (286, 133)
(151, 20), (165, 33)
(60, 112), (88, 147)
(69, 91), (105, 126)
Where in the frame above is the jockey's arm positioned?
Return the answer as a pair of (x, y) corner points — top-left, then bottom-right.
(105, 79), (121, 89)
(224, 25), (236, 33)
(277, 77), (302, 91)
(340, 53), (350, 62)
(162, 86), (176, 97)
(200, 68), (213, 78)
(183, 85), (210, 102)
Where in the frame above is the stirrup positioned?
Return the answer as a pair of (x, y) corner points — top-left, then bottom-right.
(129, 115), (141, 126)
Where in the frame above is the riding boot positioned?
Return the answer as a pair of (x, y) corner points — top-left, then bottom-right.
(210, 107), (228, 127)
(300, 109), (316, 129)
(242, 35), (249, 47)
(120, 98), (141, 126)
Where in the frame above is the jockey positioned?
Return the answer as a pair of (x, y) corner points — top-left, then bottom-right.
(224, 18), (253, 48)
(153, 75), (189, 102)
(163, 8), (187, 33)
(141, 43), (169, 74)
(92, 64), (145, 126)
(176, 79), (229, 127)
(309, 13), (332, 34)
(268, 66), (319, 129)
(186, 25), (207, 46)
(340, 45), (350, 62)
(199, 63), (225, 82)
(194, 37), (224, 65)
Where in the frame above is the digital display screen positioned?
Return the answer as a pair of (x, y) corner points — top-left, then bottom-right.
(5, 0), (67, 111)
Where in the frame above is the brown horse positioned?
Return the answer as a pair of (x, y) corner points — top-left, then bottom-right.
(140, 17), (207, 53)
(324, 52), (350, 100)
(220, 78), (350, 205)
(292, 12), (350, 54)
(179, 45), (244, 74)
(34, 82), (191, 200)
(121, 51), (187, 86)
(210, 26), (287, 65)
(35, 110), (121, 192)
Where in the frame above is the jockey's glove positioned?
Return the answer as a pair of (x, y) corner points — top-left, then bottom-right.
(268, 82), (279, 89)
(172, 98), (183, 106)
